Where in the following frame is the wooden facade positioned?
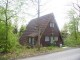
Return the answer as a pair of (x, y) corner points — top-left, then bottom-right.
(19, 13), (63, 47)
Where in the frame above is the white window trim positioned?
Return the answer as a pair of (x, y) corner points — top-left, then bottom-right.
(45, 36), (50, 42)
(50, 22), (54, 27)
(54, 37), (58, 41)
(29, 38), (31, 44)
(32, 38), (35, 45)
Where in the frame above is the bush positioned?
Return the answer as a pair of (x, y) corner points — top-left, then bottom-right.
(0, 25), (21, 53)
(64, 34), (80, 47)
(7, 27), (21, 52)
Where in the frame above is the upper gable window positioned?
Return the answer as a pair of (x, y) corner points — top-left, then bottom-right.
(50, 22), (54, 27)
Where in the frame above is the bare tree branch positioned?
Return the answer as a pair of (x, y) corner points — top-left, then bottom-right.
(73, 3), (80, 12)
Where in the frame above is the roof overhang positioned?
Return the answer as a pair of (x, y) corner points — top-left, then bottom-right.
(28, 32), (38, 37)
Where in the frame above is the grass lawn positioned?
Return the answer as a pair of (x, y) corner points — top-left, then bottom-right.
(0, 46), (65, 60)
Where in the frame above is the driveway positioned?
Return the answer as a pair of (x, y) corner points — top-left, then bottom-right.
(18, 48), (80, 60)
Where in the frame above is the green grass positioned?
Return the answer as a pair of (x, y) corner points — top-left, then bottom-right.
(0, 46), (64, 60)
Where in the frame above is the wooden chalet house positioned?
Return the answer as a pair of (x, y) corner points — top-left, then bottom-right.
(20, 13), (63, 47)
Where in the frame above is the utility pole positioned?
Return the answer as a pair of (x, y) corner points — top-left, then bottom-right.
(37, 0), (41, 51)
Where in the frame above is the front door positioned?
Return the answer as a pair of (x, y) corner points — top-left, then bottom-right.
(50, 36), (54, 44)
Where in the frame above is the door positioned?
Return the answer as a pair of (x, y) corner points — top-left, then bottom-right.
(50, 36), (54, 44)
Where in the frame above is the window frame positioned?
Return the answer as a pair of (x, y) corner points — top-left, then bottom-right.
(45, 36), (50, 42)
(32, 38), (35, 45)
(29, 37), (32, 44)
(50, 22), (54, 27)
(54, 36), (58, 41)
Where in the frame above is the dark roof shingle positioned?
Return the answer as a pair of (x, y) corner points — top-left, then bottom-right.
(26, 13), (55, 36)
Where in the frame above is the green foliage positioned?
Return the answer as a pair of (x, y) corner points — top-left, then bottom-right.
(64, 33), (80, 47)
(13, 26), (18, 34)
(0, 6), (20, 52)
(19, 25), (26, 36)
(7, 26), (20, 52)
(64, 9), (80, 47)
(61, 23), (69, 39)
(0, 21), (6, 52)
(0, 23), (20, 52)
(0, 0), (23, 53)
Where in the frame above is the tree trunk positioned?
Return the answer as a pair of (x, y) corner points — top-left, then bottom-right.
(5, 0), (8, 52)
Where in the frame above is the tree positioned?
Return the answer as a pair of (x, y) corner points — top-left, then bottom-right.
(64, 0), (80, 46)
(64, 9), (80, 46)
(0, 0), (27, 52)
(31, 0), (44, 50)
(30, 0), (50, 50)
(19, 25), (26, 36)
(13, 26), (18, 34)
(72, 0), (80, 32)
(61, 23), (69, 39)
(68, 9), (80, 41)
(0, 19), (6, 52)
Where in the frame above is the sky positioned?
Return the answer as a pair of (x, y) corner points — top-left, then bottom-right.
(18, 0), (77, 30)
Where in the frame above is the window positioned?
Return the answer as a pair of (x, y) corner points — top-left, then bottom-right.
(29, 38), (31, 44)
(50, 22), (54, 27)
(45, 36), (49, 41)
(54, 37), (58, 41)
(29, 37), (35, 45)
(32, 38), (35, 45)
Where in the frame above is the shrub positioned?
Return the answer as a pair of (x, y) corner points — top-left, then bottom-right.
(64, 34), (80, 47)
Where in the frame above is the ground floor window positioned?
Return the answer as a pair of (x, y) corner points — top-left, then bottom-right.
(45, 36), (56, 45)
(32, 38), (35, 45)
(54, 37), (58, 41)
(28, 37), (35, 45)
(29, 37), (31, 44)
(45, 36), (49, 42)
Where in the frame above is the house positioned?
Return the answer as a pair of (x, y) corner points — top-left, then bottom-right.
(19, 13), (63, 47)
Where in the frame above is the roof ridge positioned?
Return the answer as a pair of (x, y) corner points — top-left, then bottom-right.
(31, 13), (54, 20)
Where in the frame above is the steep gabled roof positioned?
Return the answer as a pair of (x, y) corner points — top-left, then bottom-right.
(19, 13), (63, 45)
(25, 13), (55, 36)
